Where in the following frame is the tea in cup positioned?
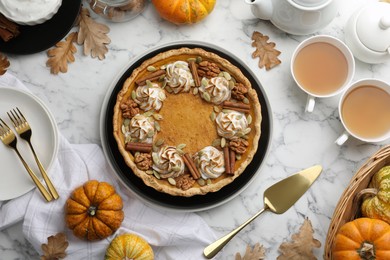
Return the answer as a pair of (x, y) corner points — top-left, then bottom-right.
(335, 79), (390, 145)
(291, 35), (355, 112)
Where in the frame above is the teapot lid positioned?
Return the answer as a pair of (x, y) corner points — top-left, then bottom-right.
(291, 0), (329, 7)
(356, 2), (390, 53)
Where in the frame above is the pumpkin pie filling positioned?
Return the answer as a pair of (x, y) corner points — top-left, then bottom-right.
(113, 47), (262, 197)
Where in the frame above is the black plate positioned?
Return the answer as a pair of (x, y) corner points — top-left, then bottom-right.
(102, 43), (272, 211)
(0, 0), (81, 55)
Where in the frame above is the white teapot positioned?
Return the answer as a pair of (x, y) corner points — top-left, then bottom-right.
(245, 0), (339, 35)
(344, 2), (390, 64)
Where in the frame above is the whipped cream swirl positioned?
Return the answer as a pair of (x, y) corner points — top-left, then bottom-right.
(194, 146), (225, 179)
(215, 110), (250, 140)
(199, 76), (231, 104)
(152, 146), (185, 178)
(165, 61), (194, 93)
(128, 114), (154, 142)
(134, 83), (166, 111)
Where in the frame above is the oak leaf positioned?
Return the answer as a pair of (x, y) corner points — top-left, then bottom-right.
(0, 53), (10, 75)
(41, 232), (69, 260)
(46, 32), (78, 75)
(251, 31), (281, 70)
(277, 218), (321, 260)
(77, 8), (110, 60)
(236, 243), (266, 260)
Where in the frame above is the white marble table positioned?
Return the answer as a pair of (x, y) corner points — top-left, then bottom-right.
(1, 0), (389, 259)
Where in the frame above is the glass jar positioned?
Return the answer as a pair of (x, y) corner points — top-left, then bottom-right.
(88, 0), (147, 22)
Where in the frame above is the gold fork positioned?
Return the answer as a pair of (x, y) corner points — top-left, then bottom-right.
(7, 108), (59, 200)
(0, 118), (53, 201)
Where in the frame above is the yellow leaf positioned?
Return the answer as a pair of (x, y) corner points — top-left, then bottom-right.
(251, 31), (281, 71)
(77, 8), (111, 60)
(46, 32), (78, 75)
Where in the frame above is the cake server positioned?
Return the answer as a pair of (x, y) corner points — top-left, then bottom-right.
(203, 165), (322, 259)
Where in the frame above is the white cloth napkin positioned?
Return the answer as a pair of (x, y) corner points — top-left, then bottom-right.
(0, 72), (217, 259)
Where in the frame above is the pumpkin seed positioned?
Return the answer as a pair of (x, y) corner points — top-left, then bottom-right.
(143, 110), (154, 117)
(196, 56), (202, 63)
(168, 178), (176, 186)
(241, 135), (249, 140)
(246, 115), (252, 125)
(121, 125), (126, 134)
(125, 136), (132, 143)
(147, 130), (154, 138)
(158, 75), (165, 82)
(153, 113), (163, 120)
(222, 109), (232, 113)
(197, 178), (206, 186)
(243, 97), (250, 104)
(152, 153), (160, 163)
(177, 143), (186, 150)
(165, 86), (173, 93)
(210, 111), (216, 121)
(228, 81), (235, 90)
(244, 127), (251, 135)
(161, 80), (167, 89)
(155, 139), (164, 147)
(153, 170), (161, 180)
(223, 71), (231, 80)
(146, 80), (154, 88)
(235, 154), (242, 161)
(187, 57), (196, 63)
(147, 66), (157, 72)
(193, 87), (199, 95)
(212, 138), (221, 147)
(218, 72), (224, 77)
(206, 179), (212, 185)
(221, 137), (226, 148)
(152, 144), (159, 152)
(172, 165), (181, 172)
(203, 92), (211, 102)
(160, 65), (166, 70)
(145, 170), (153, 175)
(123, 118), (131, 126)
(154, 121), (161, 131)
(201, 78), (208, 87)
(213, 106), (220, 113)
(230, 77), (236, 84)
(176, 149), (185, 155)
(131, 90), (136, 100)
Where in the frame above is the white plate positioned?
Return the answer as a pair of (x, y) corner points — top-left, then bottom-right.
(0, 87), (58, 201)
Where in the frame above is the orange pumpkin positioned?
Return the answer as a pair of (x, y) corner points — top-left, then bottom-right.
(333, 218), (390, 259)
(105, 233), (154, 260)
(65, 180), (124, 241)
(152, 0), (216, 25)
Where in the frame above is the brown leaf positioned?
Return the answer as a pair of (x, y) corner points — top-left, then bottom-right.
(0, 53), (10, 75)
(251, 31), (281, 70)
(236, 243), (266, 260)
(41, 233), (69, 260)
(77, 8), (110, 60)
(277, 218), (321, 260)
(46, 32), (78, 75)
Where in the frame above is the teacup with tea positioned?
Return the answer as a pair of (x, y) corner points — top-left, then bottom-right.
(336, 79), (390, 145)
(291, 35), (355, 113)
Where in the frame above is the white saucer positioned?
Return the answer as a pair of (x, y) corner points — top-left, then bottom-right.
(0, 87), (58, 201)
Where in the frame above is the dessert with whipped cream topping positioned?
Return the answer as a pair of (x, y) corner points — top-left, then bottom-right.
(0, 0), (62, 25)
(113, 47), (261, 196)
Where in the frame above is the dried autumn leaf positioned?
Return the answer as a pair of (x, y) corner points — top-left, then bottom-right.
(251, 31), (281, 70)
(0, 53), (10, 75)
(41, 232), (69, 260)
(77, 8), (110, 60)
(277, 218), (321, 260)
(46, 32), (78, 75)
(236, 243), (266, 260)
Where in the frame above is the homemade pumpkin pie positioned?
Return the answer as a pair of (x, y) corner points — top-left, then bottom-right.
(113, 47), (261, 197)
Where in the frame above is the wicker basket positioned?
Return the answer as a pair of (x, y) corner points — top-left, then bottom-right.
(324, 145), (390, 260)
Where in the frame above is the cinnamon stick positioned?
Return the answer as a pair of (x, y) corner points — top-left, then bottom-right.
(183, 153), (201, 180)
(223, 146), (231, 174)
(189, 61), (201, 87)
(125, 142), (152, 153)
(135, 69), (165, 86)
(223, 101), (250, 110)
(229, 149), (236, 175)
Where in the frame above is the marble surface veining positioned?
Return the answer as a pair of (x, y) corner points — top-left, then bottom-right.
(1, 0), (390, 259)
